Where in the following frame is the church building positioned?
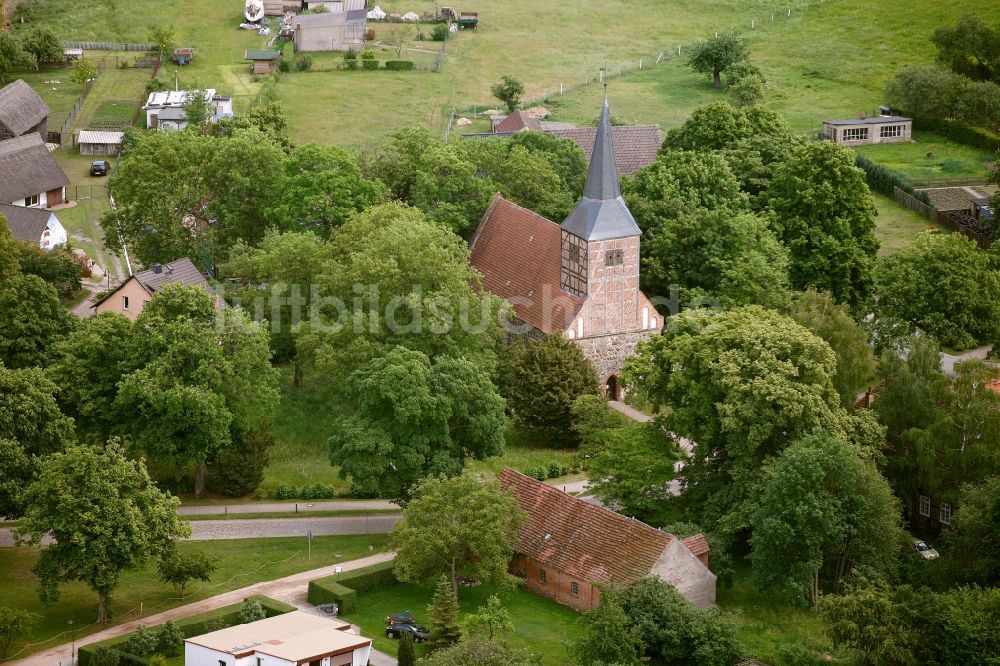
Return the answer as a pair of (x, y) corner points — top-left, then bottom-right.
(469, 98), (659, 398)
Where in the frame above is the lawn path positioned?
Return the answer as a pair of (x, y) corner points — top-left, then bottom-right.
(7, 552), (395, 666)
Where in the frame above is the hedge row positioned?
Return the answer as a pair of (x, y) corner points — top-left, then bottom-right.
(307, 560), (398, 614)
(385, 60), (415, 71)
(909, 113), (1000, 153)
(78, 596), (295, 666)
(854, 153), (932, 205)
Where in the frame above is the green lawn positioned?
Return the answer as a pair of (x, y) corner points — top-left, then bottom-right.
(1, 534), (390, 660)
(10, 68), (84, 129)
(873, 192), (945, 255)
(855, 132), (995, 186)
(718, 567), (844, 664)
(342, 582), (581, 665)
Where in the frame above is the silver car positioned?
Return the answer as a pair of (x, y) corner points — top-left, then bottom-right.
(913, 538), (939, 560)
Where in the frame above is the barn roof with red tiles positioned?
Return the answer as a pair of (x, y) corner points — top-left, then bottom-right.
(681, 534), (710, 557)
(494, 110), (543, 133)
(500, 468), (707, 585)
(469, 195), (582, 334)
(547, 125), (662, 175)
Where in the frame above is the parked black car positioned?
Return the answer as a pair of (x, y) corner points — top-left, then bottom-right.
(385, 622), (428, 643)
(90, 160), (111, 176)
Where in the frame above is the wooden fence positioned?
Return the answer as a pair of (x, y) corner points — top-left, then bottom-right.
(893, 186), (992, 250)
(64, 41), (156, 52)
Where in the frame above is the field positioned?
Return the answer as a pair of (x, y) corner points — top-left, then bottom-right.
(855, 132), (996, 185)
(0, 534), (391, 660)
(873, 192), (944, 255)
(342, 581), (582, 664)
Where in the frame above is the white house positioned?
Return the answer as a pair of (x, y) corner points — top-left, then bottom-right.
(0, 202), (67, 249)
(143, 89), (234, 130)
(184, 612), (371, 666)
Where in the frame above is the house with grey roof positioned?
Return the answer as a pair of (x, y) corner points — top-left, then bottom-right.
(142, 90), (234, 130)
(823, 115), (912, 145)
(0, 79), (50, 142)
(0, 202), (67, 249)
(93, 257), (224, 321)
(0, 134), (70, 208)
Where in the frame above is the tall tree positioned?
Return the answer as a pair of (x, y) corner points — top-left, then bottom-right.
(498, 334), (601, 447)
(766, 140), (879, 312)
(570, 588), (644, 666)
(264, 144), (383, 237)
(931, 12), (1000, 82)
(396, 632), (416, 666)
(750, 433), (902, 606)
(420, 637), (540, 666)
(18, 27), (62, 64)
(425, 577), (462, 653)
(874, 231), (1000, 349)
(331, 348), (506, 498)
(14, 443), (190, 622)
(817, 581), (917, 666)
(0, 273), (75, 369)
(883, 65), (960, 118)
(685, 32), (750, 88)
(157, 548), (217, 597)
(786, 289), (877, 407)
(490, 75), (524, 111)
(391, 475), (526, 597)
(623, 306), (886, 543)
(0, 607), (39, 659)
(943, 476), (1000, 586)
(0, 31), (34, 83)
(465, 595), (514, 641)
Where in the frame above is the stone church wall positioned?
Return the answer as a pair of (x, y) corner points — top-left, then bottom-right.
(574, 330), (654, 386)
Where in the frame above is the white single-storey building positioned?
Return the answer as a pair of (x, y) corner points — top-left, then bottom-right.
(185, 611), (371, 666)
(0, 202), (67, 249)
(143, 89), (234, 130)
(822, 115), (912, 146)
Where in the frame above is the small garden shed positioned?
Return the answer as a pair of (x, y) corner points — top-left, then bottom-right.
(78, 130), (124, 156)
(245, 49), (282, 74)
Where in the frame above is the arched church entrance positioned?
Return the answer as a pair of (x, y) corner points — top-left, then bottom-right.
(606, 375), (620, 401)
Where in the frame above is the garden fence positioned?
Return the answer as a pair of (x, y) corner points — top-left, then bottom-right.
(894, 187), (993, 250)
(64, 41), (157, 52)
(52, 57), (106, 143)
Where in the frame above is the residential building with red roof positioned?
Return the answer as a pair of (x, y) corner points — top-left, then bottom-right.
(500, 468), (717, 610)
(469, 98), (660, 397)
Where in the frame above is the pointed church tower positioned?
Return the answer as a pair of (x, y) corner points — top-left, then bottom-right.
(559, 96), (642, 337)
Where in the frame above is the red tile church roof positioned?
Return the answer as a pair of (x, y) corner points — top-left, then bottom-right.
(500, 468), (709, 585)
(469, 195), (582, 334)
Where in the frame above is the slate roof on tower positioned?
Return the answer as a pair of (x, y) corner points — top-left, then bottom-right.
(560, 98), (642, 242)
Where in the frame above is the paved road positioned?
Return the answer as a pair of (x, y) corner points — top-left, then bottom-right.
(178, 500), (399, 516)
(0, 515), (401, 547)
(6, 552), (396, 666)
(609, 400), (652, 422)
(940, 344), (994, 376)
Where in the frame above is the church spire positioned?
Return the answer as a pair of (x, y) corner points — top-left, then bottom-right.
(560, 96), (641, 241)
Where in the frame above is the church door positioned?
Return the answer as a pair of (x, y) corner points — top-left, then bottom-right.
(606, 375), (619, 401)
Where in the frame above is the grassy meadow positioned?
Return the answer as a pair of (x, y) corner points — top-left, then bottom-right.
(855, 132), (997, 185)
(0, 534), (390, 660)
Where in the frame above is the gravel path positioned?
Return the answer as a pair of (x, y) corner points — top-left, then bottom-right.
(0, 515), (401, 547)
(6, 552), (395, 666)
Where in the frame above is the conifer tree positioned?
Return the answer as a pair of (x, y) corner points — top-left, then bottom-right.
(425, 577), (462, 653)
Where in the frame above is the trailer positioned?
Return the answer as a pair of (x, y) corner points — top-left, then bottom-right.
(172, 48), (195, 65)
(458, 11), (478, 28)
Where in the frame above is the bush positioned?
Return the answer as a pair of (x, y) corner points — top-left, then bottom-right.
(547, 463), (562, 479)
(385, 60), (415, 71)
(90, 648), (121, 666)
(121, 627), (158, 658)
(360, 51), (378, 70)
(344, 48), (358, 70)
(277, 60), (291, 73)
(295, 55), (313, 71)
(154, 622), (183, 657)
(910, 113), (1000, 152)
(145, 78), (168, 95)
(431, 23), (449, 41)
(238, 598), (266, 624)
(207, 425), (274, 497)
(307, 560), (398, 613)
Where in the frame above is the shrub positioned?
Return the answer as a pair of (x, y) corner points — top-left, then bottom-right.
(154, 622), (183, 657)
(547, 463), (562, 479)
(121, 627), (158, 658)
(238, 598), (266, 624)
(145, 78), (168, 95)
(910, 114), (1000, 152)
(307, 560), (398, 613)
(344, 48), (358, 70)
(90, 648), (121, 666)
(295, 55), (313, 71)
(360, 51), (378, 70)
(277, 60), (290, 73)
(385, 60), (415, 71)
(431, 23), (449, 41)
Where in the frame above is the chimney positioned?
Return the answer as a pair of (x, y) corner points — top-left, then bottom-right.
(150, 263), (162, 274)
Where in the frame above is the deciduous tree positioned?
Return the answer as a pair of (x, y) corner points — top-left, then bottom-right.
(69, 58), (97, 85)
(570, 588), (644, 666)
(944, 477), (1000, 586)
(465, 595), (513, 640)
(14, 442), (189, 623)
(685, 32), (750, 88)
(490, 75), (524, 111)
(420, 638), (540, 666)
(391, 474), (525, 597)
(0, 273), (75, 369)
(0, 31), (35, 83)
(157, 548), (217, 597)
(931, 12), (1000, 82)
(766, 140), (879, 311)
(18, 27), (62, 64)
(0, 607), (39, 659)
(884, 65), (958, 118)
(874, 231), (1000, 349)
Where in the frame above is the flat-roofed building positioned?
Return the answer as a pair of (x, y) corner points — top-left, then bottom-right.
(823, 115), (912, 145)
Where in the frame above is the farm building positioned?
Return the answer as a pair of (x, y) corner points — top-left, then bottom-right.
(185, 611), (371, 666)
(822, 115), (912, 145)
(293, 2), (367, 53)
(263, 0), (303, 15)
(0, 79), (50, 142)
(0, 202), (67, 249)
(142, 89), (233, 130)
(470, 99), (660, 394)
(94, 257), (224, 321)
(245, 49), (283, 74)
(0, 134), (69, 208)
(500, 468), (716, 610)
(78, 130), (124, 156)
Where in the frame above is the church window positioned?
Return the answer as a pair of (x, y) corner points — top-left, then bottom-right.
(604, 249), (623, 266)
